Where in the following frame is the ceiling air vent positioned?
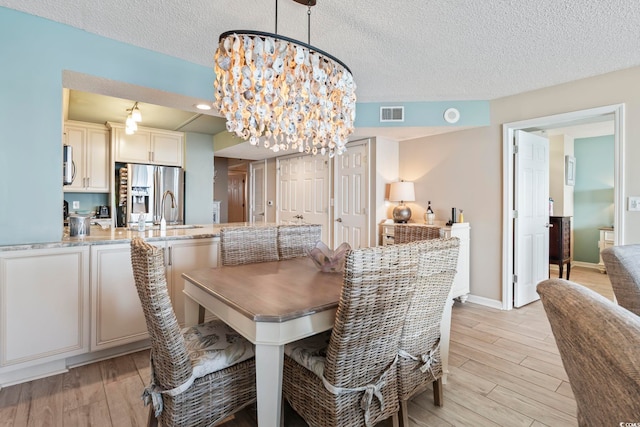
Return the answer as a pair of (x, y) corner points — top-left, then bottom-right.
(380, 106), (404, 122)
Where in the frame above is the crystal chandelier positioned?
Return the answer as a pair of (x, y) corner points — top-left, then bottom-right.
(213, 0), (356, 157)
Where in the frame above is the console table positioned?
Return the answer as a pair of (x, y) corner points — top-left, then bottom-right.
(597, 226), (614, 273)
(380, 222), (470, 303)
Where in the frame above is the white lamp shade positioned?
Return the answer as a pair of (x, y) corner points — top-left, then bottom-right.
(131, 106), (142, 122)
(389, 181), (415, 202)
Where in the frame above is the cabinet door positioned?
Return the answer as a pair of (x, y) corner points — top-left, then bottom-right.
(114, 128), (151, 164)
(167, 239), (219, 326)
(445, 223), (470, 300)
(90, 243), (161, 350)
(151, 132), (183, 167)
(0, 247), (89, 366)
(85, 128), (110, 192)
(64, 125), (87, 191)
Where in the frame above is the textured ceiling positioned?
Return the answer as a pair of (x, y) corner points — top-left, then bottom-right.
(4, 0), (640, 102)
(4, 0), (639, 157)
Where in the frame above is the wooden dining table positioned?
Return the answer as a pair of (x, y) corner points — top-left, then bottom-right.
(182, 257), (343, 427)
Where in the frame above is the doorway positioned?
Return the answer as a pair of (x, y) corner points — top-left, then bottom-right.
(228, 171), (246, 222)
(502, 104), (625, 310)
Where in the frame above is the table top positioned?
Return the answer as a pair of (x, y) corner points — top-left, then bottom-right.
(182, 257), (343, 323)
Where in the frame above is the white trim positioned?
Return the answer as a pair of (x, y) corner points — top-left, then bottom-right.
(463, 295), (503, 310)
(570, 261), (601, 271)
(502, 104), (625, 310)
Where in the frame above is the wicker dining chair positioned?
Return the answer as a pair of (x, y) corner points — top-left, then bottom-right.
(283, 242), (427, 427)
(394, 224), (441, 244)
(129, 237), (256, 427)
(537, 279), (640, 426)
(397, 237), (460, 427)
(277, 224), (322, 259)
(220, 225), (279, 266)
(601, 244), (640, 316)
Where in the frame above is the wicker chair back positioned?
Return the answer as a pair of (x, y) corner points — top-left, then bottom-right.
(537, 279), (640, 425)
(394, 224), (441, 244)
(277, 224), (322, 260)
(130, 237), (193, 389)
(601, 244), (640, 316)
(220, 225), (279, 266)
(397, 237), (460, 425)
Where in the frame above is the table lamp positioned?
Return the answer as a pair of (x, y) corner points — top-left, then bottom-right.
(389, 181), (415, 223)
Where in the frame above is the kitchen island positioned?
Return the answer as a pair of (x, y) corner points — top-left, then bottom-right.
(0, 222), (266, 252)
(0, 222), (266, 388)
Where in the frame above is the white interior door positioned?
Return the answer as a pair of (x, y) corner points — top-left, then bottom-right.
(277, 156), (301, 224)
(277, 155), (330, 242)
(300, 156), (330, 242)
(249, 160), (266, 223)
(514, 130), (549, 307)
(333, 142), (369, 249)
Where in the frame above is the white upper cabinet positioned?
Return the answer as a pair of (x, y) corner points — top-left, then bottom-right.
(109, 123), (184, 167)
(63, 121), (110, 193)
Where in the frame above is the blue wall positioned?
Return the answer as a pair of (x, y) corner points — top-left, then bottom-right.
(573, 135), (614, 263)
(0, 7), (215, 245)
(184, 133), (214, 224)
(0, 6), (490, 245)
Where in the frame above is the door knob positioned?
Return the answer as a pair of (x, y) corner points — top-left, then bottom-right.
(545, 223), (553, 228)
(335, 218), (342, 222)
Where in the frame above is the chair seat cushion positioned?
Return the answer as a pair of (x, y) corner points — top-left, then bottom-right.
(183, 320), (255, 379)
(284, 331), (332, 378)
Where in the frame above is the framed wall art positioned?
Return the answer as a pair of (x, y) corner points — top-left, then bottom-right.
(565, 155), (576, 186)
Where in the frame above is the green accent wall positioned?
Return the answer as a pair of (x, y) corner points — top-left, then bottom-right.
(573, 135), (614, 263)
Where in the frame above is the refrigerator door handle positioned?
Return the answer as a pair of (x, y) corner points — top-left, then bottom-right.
(154, 167), (161, 223)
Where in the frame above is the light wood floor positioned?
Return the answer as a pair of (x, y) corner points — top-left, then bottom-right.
(0, 266), (614, 427)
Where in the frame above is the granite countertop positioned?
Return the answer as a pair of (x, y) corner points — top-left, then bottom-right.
(0, 222), (272, 252)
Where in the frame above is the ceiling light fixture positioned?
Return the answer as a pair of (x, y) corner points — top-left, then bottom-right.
(195, 103), (213, 111)
(213, 0), (356, 157)
(125, 102), (142, 134)
(131, 102), (142, 122)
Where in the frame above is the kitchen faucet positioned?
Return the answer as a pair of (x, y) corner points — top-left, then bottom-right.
(160, 190), (176, 231)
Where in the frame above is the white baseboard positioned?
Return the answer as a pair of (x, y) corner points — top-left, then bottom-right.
(461, 294), (504, 310)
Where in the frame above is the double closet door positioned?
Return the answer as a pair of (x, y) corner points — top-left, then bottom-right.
(278, 155), (331, 243)
(276, 141), (369, 249)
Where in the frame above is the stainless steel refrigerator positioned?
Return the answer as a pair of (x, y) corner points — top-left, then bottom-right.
(119, 164), (184, 227)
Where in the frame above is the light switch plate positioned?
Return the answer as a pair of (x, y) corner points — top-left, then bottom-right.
(629, 196), (640, 211)
(72, 201), (80, 209)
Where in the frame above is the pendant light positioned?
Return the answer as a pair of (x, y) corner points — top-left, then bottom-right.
(213, 0), (356, 157)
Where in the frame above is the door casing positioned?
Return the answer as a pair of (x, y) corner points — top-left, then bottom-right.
(502, 104), (625, 310)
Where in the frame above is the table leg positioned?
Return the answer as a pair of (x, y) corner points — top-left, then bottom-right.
(184, 285), (200, 327)
(255, 344), (284, 427)
(440, 297), (454, 384)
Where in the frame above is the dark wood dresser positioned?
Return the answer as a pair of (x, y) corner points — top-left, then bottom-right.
(549, 216), (571, 279)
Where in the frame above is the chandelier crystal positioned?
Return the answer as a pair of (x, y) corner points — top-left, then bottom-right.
(213, 3), (356, 157)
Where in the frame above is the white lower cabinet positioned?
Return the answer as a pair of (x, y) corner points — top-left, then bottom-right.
(90, 243), (159, 351)
(90, 238), (219, 351)
(166, 239), (219, 326)
(0, 237), (219, 387)
(0, 247), (89, 384)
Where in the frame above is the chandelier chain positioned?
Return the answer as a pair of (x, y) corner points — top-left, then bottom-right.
(307, 2), (311, 44)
